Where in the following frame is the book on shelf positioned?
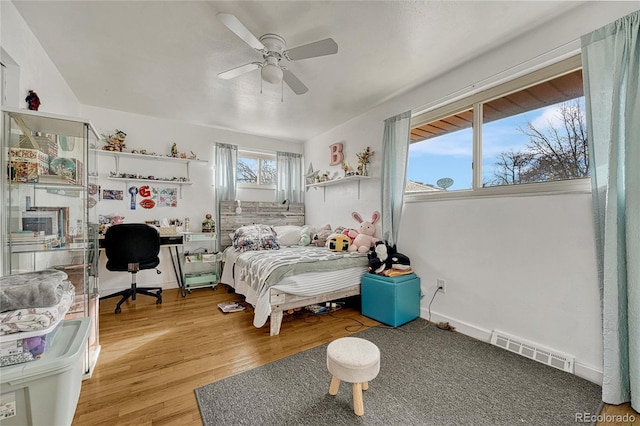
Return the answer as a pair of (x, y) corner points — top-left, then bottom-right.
(37, 174), (74, 184)
(10, 232), (58, 242)
(12, 242), (63, 251)
(217, 301), (246, 313)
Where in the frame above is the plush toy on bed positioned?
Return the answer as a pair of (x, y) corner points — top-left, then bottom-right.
(327, 234), (351, 252)
(348, 211), (381, 253)
(311, 224), (333, 247)
(299, 226), (311, 246)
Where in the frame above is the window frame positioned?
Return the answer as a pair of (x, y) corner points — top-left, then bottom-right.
(406, 55), (591, 202)
(236, 149), (277, 189)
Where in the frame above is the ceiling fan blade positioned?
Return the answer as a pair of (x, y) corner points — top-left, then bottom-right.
(285, 38), (338, 60)
(218, 62), (261, 80)
(282, 69), (308, 95)
(217, 13), (265, 50)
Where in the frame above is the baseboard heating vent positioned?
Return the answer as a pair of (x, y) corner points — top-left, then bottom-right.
(490, 330), (574, 373)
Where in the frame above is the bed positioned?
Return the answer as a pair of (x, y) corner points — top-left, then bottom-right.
(218, 201), (368, 335)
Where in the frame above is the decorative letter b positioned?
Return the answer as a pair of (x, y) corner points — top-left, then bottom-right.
(329, 143), (344, 166)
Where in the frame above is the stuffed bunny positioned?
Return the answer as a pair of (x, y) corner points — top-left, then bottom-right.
(348, 211), (381, 253)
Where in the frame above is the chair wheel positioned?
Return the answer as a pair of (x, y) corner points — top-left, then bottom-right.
(156, 298), (162, 305)
(115, 307), (121, 314)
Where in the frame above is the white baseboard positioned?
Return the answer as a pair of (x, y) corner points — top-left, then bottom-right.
(420, 308), (603, 386)
(574, 362), (603, 385)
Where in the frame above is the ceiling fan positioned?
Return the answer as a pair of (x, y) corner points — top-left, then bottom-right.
(217, 13), (338, 95)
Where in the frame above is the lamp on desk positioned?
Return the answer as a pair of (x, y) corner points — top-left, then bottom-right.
(235, 200), (242, 214)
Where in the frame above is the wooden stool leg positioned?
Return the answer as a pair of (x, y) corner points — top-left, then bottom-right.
(362, 381), (369, 391)
(352, 382), (364, 416)
(329, 376), (340, 395)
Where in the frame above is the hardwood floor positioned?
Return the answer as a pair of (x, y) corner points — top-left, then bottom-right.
(72, 286), (378, 426)
(72, 286), (639, 426)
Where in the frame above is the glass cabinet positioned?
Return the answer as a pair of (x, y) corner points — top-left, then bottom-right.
(1, 107), (100, 377)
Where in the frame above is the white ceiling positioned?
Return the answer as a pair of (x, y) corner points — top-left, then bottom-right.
(12, 1), (581, 143)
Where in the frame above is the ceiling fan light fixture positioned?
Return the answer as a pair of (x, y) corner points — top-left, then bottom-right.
(261, 63), (283, 84)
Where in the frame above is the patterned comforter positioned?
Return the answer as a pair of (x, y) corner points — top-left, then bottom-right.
(236, 246), (367, 297)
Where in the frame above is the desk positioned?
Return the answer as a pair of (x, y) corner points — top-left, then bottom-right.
(99, 234), (190, 297)
(160, 235), (188, 297)
(98, 234), (184, 248)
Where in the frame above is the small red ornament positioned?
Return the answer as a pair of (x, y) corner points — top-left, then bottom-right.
(25, 90), (41, 111)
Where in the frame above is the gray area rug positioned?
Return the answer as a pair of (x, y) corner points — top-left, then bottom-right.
(195, 319), (602, 425)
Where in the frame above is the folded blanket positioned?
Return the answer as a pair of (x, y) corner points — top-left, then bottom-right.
(0, 270), (68, 312)
(0, 281), (75, 335)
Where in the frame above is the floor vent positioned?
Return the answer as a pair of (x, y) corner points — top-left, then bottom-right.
(490, 330), (574, 373)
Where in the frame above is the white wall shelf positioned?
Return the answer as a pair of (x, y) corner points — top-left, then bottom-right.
(306, 175), (371, 200)
(105, 177), (193, 185)
(91, 149), (207, 164)
(92, 149), (206, 196)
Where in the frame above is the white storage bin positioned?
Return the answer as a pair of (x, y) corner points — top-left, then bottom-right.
(0, 318), (90, 426)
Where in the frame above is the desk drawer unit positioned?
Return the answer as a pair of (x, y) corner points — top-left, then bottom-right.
(361, 273), (420, 327)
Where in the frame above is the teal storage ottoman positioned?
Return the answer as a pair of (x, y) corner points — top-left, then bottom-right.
(361, 273), (420, 327)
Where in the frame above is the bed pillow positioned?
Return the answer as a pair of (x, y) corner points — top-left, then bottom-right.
(274, 225), (303, 246)
(232, 224), (280, 252)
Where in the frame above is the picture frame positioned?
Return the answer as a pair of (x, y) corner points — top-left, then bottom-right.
(102, 189), (123, 200)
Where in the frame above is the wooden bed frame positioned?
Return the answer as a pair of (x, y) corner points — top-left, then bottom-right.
(219, 200), (362, 336)
(268, 284), (361, 336)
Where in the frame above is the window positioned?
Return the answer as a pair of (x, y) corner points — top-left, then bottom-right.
(407, 56), (588, 196)
(237, 150), (276, 186)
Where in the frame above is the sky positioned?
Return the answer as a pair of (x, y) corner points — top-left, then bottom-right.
(407, 98), (585, 190)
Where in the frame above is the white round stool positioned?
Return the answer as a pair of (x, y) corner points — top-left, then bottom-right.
(326, 337), (380, 416)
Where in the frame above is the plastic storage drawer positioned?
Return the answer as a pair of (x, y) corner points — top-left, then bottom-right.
(0, 320), (62, 367)
(0, 318), (90, 426)
(361, 273), (420, 327)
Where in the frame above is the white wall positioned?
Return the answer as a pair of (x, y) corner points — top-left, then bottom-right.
(81, 105), (302, 293)
(0, 2), (80, 114)
(304, 2), (638, 384)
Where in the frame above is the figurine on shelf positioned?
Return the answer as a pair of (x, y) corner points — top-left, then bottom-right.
(171, 143), (178, 158)
(25, 90), (41, 111)
(102, 130), (126, 152)
(202, 214), (216, 233)
(341, 161), (351, 177)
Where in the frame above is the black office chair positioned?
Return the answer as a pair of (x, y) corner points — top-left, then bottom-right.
(100, 223), (163, 313)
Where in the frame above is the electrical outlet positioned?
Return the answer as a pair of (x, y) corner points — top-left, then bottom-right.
(437, 278), (446, 294)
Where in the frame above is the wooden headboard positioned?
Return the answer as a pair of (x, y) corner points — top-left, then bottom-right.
(219, 201), (304, 249)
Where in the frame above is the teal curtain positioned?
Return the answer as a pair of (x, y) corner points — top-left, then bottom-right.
(380, 110), (411, 246)
(214, 142), (237, 251)
(582, 10), (639, 410)
(276, 151), (303, 204)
